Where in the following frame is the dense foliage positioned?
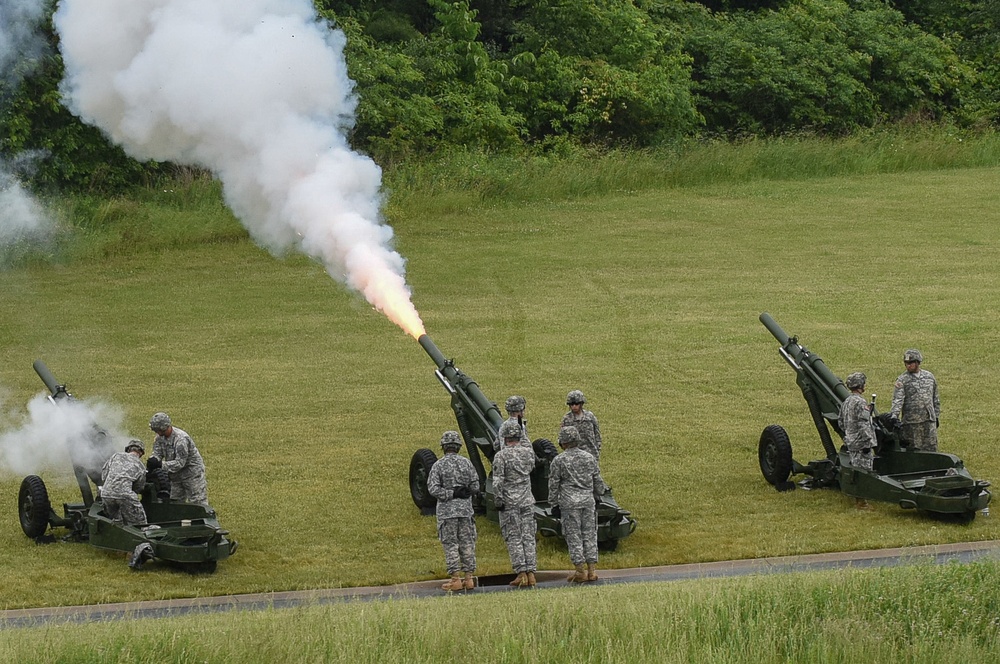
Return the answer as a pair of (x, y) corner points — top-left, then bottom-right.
(2, 0), (998, 191)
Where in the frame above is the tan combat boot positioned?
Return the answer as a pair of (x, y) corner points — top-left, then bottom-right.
(526, 571), (537, 587)
(463, 573), (476, 590)
(509, 572), (527, 588)
(567, 564), (587, 583)
(441, 574), (464, 592)
(586, 563), (599, 582)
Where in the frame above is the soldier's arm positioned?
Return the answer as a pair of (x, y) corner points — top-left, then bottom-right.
(492, 456), (505, 499)
(592, 414), (602, 446)
(933, 378), (941, 419)
(592, 460), (605, 497)
(427, 464), (450, 501)
(161, 438), (191, 474)
(547, 461), (562, 507)
(890, 378), (905, 418)
(132, 462), (147, 493)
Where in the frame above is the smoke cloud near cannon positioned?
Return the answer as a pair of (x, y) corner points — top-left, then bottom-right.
(0, 0), (56, 249)
(0, 391), (126, 479)
(53, 0), (425, 337)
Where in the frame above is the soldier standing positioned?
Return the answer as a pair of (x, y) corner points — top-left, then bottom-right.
(427, 430), (479, 592)
(496, 395), (532, 451)
(549, 426), (604, 583)
(839, 373), (877, 511)
(101, 440), (148, 526)
(561, 390), (602, 462)
(493, 420), (538, 588)
(148, 412), (208, 506)
(889, 349), (940, 451)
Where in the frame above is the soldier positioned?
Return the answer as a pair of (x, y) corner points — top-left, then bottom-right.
(100, 440), (148, 526)
(148, 412), (208, 506)
(890, 349), (940, 451)
(549, 425), (604, 583)
(427, 430), (479, 592)
(561, 390), (602, 462)
(496, 395), (531, 451)
(839, 373), (877, 510)
(493, 420), (538, 588)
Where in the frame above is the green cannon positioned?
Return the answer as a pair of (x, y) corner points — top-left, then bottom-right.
(758, 313), (991, 520)
(408, 334), (636, 550)
(16, 361), (237, 572)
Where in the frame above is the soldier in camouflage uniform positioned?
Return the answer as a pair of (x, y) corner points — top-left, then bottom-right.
(493, 420), (538, 588)
(839, 372), (877, 474)
(427, 430), (479, 592)
(890, 349), (940, 451)
(548, 425), (604, 583)
(495, 395), (532, 451)
(561, 390), (602, 462)
(101, 440), (148, 526)
(148, 412), (208, 506)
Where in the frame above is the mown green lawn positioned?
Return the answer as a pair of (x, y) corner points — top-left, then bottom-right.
(1, 165), (999, 609)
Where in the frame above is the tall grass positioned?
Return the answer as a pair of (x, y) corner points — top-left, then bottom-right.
(3, 561), (999, 663)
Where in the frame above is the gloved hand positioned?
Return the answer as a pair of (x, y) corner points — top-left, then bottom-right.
(494, 500), (505, 512)
(936, 418), (940, 428)
(452, 486), (471, 499)
(551, 505), (561, 518)
(146, 456), (162, 471)
(594, 493), (604, 506)
(888, 415), (902, 430)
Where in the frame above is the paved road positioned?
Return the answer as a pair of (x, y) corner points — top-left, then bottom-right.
(3, 539), (999, 628)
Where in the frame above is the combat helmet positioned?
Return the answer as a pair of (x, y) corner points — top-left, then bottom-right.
(149, 412), (172, 433)
(558, 426), (581, 447)
(504, 395), (526, 413)
(845, 372), (866, 390)
(125, 439), (145, 455)
(440, 430), (463, 450)
(903, 349), (923, 363)
(498, 420), (522, 442)
(566, 390), (586, 406)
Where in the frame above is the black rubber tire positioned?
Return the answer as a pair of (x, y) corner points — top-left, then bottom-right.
(532, 438), (558, 460)
(598, 538), (619, 552)
(409, 448), (439, 509)
(759, 425), (794, 486)
(147, 467), (171, 500)
(18, 475), (51, 538)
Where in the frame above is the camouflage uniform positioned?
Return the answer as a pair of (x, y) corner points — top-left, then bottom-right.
(101, 452), (147, 526)
(561, 409), (602, 462)
(152, 426), (208, 505)
(839, 393), (876, 470)
(495, 416), (532, 451)
(493, 442), (537, 574)
(427, 451), (479, 576)
(890, 356), (940, 452)
(548, 442), (604, 567)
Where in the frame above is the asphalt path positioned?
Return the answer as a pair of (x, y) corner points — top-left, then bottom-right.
(3, 539), (999, 629)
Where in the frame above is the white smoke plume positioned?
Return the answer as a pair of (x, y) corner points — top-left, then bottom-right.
(0, 390), (125, 481)
(0, 0), (56, 247)
(53, 0), (425, 337)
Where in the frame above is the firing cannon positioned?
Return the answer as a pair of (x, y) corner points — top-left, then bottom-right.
(16, 361), (237, 572)
(758, 313), (990, 520)
(408, 335), (636, 550)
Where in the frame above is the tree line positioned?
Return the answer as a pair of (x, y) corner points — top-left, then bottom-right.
(2, 0), (998, 192)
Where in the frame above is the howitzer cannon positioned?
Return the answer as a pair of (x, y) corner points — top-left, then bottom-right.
(758, 313), (991, 520)
(16, 361), (237, 572)
(408, 335), (636, 550)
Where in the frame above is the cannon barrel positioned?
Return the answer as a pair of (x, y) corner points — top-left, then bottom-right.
(33, 359), (68, 399)
(418, 334), (448, 370)
(759, 313), (850, 404)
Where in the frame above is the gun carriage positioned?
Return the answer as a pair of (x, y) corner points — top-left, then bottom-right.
(758, 313), (990, 521)
(407, 335), (636, 550)
(16, 361), (237, 571)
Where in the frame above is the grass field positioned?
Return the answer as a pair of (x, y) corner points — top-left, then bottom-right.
(1, 137), (1000, 615)
(3, 560), (999, 662)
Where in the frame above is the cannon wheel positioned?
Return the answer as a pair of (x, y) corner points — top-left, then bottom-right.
(18, 475), (51, 538)
(409, 448), (438, 509)
(759, 425), (793, 485)
(147, 467), (171, 500)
